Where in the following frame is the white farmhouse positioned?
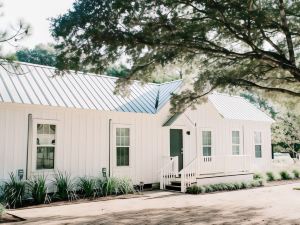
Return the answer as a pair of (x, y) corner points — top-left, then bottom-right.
(0, 62), (274, 192)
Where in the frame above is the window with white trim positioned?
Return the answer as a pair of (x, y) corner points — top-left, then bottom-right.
(232, 131), (240, 155)
(36, 124), (56, 169)
(116, 128), (130, 166)
(254, 131), (262, 158)
(202, 131), (212, 156)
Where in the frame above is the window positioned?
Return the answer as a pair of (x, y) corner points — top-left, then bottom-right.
(116, 128), (130, 166)
(202, 131), (212, 156)
(36, 124), (56, 169)
(254, 131), (262, 158)
(232, 131), (240, 155)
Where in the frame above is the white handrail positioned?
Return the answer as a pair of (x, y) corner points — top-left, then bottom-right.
(160, 156), (179, 189)
(180, 155), (251, 192)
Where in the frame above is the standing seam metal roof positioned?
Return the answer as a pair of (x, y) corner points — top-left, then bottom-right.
(0, 62), (182, 114)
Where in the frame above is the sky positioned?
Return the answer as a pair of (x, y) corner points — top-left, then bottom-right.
(1, 0), (75, 53)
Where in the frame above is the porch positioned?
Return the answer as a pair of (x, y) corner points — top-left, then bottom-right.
(160, 155), (252, 192)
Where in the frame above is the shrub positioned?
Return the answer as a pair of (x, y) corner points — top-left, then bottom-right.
(117, 178), (135, 195)
(292, 170), (300, 179)
(2, 173), (26, 208)
(186, 179), (264, 194)
(27, 175), (49, 204)
(98, 177), (118, 196)
(253, 173), (263, 180)
(266, 172), (275, 181)
(0, 203), (5, 219)
(77, 177), (97, 199)
(53, 171), (77, 201)
(279, 171), (291, 180)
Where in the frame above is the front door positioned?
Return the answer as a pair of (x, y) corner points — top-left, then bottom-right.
(170, 129), (183, 171)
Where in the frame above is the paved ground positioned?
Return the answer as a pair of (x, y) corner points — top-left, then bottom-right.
(8, 182), (300, 225)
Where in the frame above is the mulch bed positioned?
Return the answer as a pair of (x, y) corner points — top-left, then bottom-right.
(0, 213), (25, 223)
(11, 193), (145, 211)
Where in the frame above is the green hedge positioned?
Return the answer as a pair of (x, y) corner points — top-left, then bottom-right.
(186, 180), (264, 194)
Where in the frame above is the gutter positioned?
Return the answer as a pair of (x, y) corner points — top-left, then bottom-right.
(108, 119), (112, 177)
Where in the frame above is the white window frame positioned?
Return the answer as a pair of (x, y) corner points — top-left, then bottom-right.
(202, 130), (212, 156)
(232, 130), (240, 155)
(254, 131), (262, 158)
(31, 119), (58, 173)
(114, 125), (132, 167)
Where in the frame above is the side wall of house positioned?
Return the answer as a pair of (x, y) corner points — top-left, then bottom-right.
(0, 103), (167, 184)
(167, 102), (273, 172)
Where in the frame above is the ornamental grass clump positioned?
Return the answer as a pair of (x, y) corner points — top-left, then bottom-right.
(292, 170), (300, 179)
(53, 171), (77, 201)
(2, 173), (26, 208)
(98, 177), (119, 196)
(253, 173), (263, 180)
(186, 179), (264, 194)
(279, 171), (291, 180)
(266, 172), (275, 181)
(27, 175), (49, 204)
(77, 177), (98, 199)
(117, 178), (135, 195)
(0, 203), (5, 219)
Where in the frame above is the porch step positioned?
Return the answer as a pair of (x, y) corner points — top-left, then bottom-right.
(165, 184), (181, 191)
(165, 181), (181, 191)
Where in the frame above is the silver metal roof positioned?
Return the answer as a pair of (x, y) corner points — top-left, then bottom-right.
(208, 93), (275, 122)
(0, 62), (182, 114)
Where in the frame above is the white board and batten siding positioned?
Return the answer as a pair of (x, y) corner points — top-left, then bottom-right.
(0, 62), (274, 185)
(166, 98), (273, 172)
(0, 102), (169, 184)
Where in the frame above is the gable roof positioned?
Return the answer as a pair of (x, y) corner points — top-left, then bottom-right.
(208, 93), (274, 122)
(0, 62), (182, 114)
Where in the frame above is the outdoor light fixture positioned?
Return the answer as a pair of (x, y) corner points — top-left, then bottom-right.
(18, 169), (24, 180)
(186, 131), (191, 135)
(102, 167), (107, 178)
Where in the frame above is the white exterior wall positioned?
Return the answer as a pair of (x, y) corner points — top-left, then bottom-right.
(0, 100), (272, 184)
(0, 103), (170, 184)
(169, 101), (273, 172)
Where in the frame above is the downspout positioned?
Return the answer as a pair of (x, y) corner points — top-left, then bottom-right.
(26, 114), (32, 180)
(195, 123), (198, 157)
(108, 119), (112, 177)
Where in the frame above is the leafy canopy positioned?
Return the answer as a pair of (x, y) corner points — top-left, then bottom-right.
(52, 0), (300, 112)
(15, 44), (57, 67)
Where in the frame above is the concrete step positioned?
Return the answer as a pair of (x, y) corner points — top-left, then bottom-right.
(165, 184), (181, 191)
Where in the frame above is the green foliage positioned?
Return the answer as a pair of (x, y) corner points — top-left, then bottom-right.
(97, 177), (135, 196)
(279, 171), (291, 180)
(52, 171), (77, 201)
(1, 173), (26, 208)
(292, 170), (300, 179)
(0, 203), (5, 218)
(266, 172), (275, 181)
(187, 180), (264, 194)
(15, 44), (57, 67)
(52, 0), (300, 113)
(77, 177), (97, 199)
(27, 175), (49, 204)
(253, 173), (264, 180)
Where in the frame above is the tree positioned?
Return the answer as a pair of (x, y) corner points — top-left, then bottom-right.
(15, 44), (57, 67)
(241, 92), (300, 154)
(0, 2), (29, 67)
(51, 0), (300, 112)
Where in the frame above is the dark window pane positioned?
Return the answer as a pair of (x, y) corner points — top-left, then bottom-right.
(36, 147), (55, 169)
(255, 145), (262, 158)
(203, 147), (211, 156)
(117, 147), (129, 166)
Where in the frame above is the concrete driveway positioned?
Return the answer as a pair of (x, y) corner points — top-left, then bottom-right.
(9, 182), (300, 225)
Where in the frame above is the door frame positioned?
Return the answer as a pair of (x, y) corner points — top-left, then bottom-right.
(169, 125), (186, 170)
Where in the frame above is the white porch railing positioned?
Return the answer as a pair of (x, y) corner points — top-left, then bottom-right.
(180, 155), (251, 192)
(160, 156), (179, 189)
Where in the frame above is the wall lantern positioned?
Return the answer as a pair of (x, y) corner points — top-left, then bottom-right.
(186, 131), (191, 135)
(18, 169), (24, 180)
(102, 167), (107, 178)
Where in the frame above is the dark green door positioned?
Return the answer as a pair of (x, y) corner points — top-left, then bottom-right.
(170, 129), (183, 171)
